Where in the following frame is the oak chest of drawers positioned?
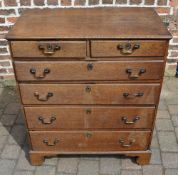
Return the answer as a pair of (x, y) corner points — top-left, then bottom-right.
(6, 7), (172, 165)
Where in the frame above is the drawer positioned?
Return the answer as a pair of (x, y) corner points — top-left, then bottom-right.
(91, 40), (167, 57)
(29, 131), (151, 151)
(11, 41), (86, 58)
(19, 83), (160, 105)
(14, 61), (164, 81)
(25, 106), (155, 130)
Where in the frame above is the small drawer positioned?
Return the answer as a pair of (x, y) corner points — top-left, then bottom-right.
(29, 131), (151, 151)
(14, 61), (164, 81)
(11, 41), (86, 58)
(24, 106), (155, 130)
(91, 40), (167, 57)
(19, 83), (160, 105)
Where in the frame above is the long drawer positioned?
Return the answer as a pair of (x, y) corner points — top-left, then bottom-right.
(91, 40), (167, 57)
(11, 41), (86, 58)
(24, 106), (155, 130)
(14, 61), (164, 81)
(29, 131), (151, 151)
(19, 83), (160, 105)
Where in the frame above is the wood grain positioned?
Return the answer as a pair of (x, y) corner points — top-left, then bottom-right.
(29, 130), (151, 151)
(24, 106), (155, 130)
(6, 8), (171, 40)
(14, 61), (164, 81)
(11, 41), (86, 58)
(91, 40), (167, 57)
(19, 83), (160, 105)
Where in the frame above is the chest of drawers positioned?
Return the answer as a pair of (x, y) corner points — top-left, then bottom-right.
(6, 7), (172, 166)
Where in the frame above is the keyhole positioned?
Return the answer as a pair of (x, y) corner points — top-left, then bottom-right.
(86, 86), (91, 93)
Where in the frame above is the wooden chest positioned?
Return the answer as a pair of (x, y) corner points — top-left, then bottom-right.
(6, 8), (172, 165)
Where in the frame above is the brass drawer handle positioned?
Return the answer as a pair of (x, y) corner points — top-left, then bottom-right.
(119, 139), (135, 147)
(43, 139), (59, 146)
(126, 68), (146, 79)
(121, 116), (140, 124)
(123, 92), (144, 98)
(30, 68), (50, 79)
(38, 116), (56, 124)
(117, 42), (140, 54)
(87, 63), (93, 71)
(34, 92), (53, 101)
(38, 43), (60, 55)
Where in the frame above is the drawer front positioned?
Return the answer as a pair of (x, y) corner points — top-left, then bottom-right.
(14, 61), (164, 81)
(24, 106), (155, 129)
(30, 131), (151, 151)
(11, 41), (86, 58)
(91, 40), (167, 57)
(19, 84), (160, 105)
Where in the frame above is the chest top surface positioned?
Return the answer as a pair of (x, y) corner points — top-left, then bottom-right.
(6, 7), (171, 40)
